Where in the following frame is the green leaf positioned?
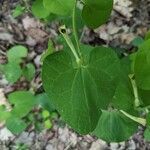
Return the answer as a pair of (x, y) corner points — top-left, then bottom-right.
(36, 93), (55, 112)
(42, 110), (50, 119)
(4, 63), (22, 83)
(6, 118), (27, 134)
(131, 37), (144, 47)
(7, 45), (28, 63)
(120, 57), (131, 74)
(12, 5), (25, 18)
(8, 91), (36, 118)
(144, 127), (150, 141)
(32, 0), (50, 19)
(139, 89), (150, 106)
(43, 0), (75, 16)
(112, 73), (134, 112)
(44, 119), (52, 129)
(93, 110), (138, 142)
(82, 0), (113, 28)
(42, 46), (120, 134)
(22, 63), (35, 81)
(134, 39), (150, 90)
(0, 106), (11, 122)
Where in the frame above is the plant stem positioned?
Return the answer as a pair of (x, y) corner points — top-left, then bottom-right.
(59, 26), (81, 65)
(120, 110), (146, 126)
(72, 0), (81, 57)
(129, 74), (140, 107)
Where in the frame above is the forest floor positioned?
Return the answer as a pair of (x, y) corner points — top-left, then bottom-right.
(0, 0), (150, 149)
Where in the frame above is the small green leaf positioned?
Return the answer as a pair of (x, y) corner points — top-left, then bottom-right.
(43, 0), (75, 16)
(44, 119), (52, 129)
(4, 63), (22, 83)
(7, 45), (28, 63)
(32, 0), (50, 19)
(8, 91), (36, 118)
(134, 39), (150, 90)
(131, 37), (144, 47)
(6, 118), (27, 134)
(36, 93), (55, 112)
(12, 5), (25, 18)
(42, 110), (50, 119)
(42, 46), (120, 134)
(93, 110), (138, 142)
(82, 0), (113, 28)
(22, 63), (35, 81)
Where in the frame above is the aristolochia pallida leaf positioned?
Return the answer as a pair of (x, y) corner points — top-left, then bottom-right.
(93, 110), (138, 142)
(82, 0), (114, 28)
(43, 0), (75, 16)
(134, 39), (150, 90)
(42, 45), (120, 134)
(32, 0), (50, 19)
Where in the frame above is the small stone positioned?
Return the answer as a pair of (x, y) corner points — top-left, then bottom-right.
(0, 128), (14, 141)
(16, 132), (33, 146)
(90, 139), (107, 150)
(26, 36), (37, 46)
(69, 133), (77, 146)
(34, 55), (41, 68)
(45, 144), (55, 150)
(58, 127), (70, 143)
(119, 142), (126, 150)
(29, 132), (35, 139)
(128, 140), (136, 150)
(110, 143), (119, 150)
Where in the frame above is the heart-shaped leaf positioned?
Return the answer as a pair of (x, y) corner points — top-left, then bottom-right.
(112, 73), (134, 112)
(43, 0), (75, 16)
(82, 0), (113, 28)
(4, 62), (22, 83)
(93, 110), (138, 142)
(32, 0), (50, 19)
(7, 45), (28, 63)
(42, 46), (120, 134)
(8, 91), (36, 118)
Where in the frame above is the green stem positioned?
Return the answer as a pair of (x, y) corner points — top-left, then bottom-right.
(120, 110), (146, 126)
(72, 0), (81, 57)
(59, 25), (81, 65)
(129, 74), (140, 107)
